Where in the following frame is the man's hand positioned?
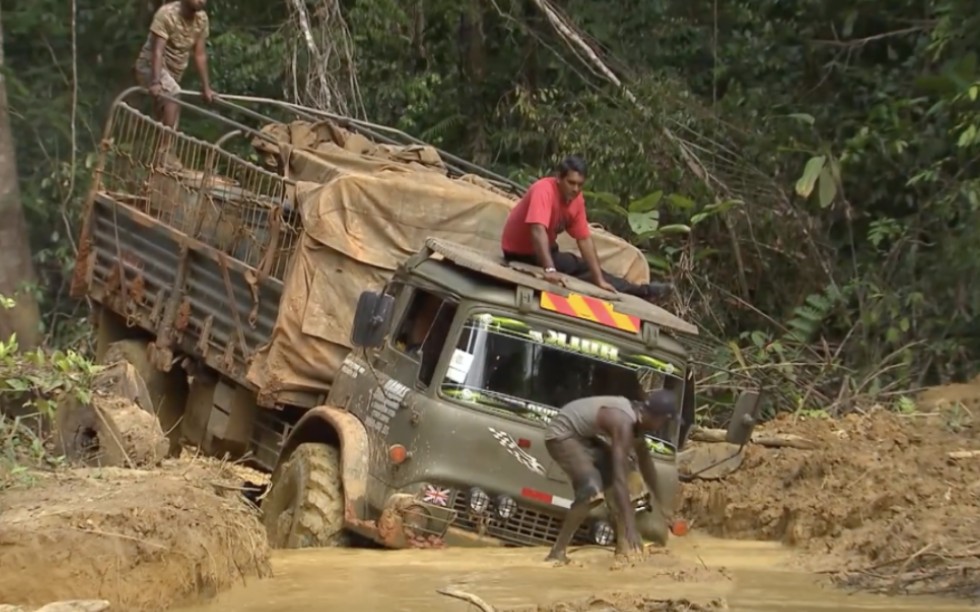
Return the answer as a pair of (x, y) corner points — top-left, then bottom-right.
(202, 87), (215, 104)
(595, 278), (616, 293)
(148, 83), (163, 98)
(544, 269), (565, 286)
(623, 525), (645, 555)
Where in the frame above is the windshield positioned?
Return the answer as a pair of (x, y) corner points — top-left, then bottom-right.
(440, 312), (684, 455)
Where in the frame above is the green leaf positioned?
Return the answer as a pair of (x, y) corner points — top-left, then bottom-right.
(645, 253), (670, 272)
(818, 167), (837, 208)
(691, 212), (709, 226)
(957, 124), (977, 148)
(585, 191), (628, 217)
(667, 193), (695, 209)
(842, 10), (858, 38)
(795, 155), (826, 198)
(628, 190), (663, 213)
(628, 210), (659, 235)
(4, 378), (30, 392)
(787, 113), (815, 125)
(657, 224), (692, 235)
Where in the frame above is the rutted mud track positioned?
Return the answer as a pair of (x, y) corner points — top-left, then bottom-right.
(1, 382), (978, 610)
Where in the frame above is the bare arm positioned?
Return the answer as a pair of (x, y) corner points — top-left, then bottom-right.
(194, 36), (211, 93)
(599, 408), (640, 537)
(150, 34), (166, 87)
(530, 224), (556, 269)
(576, 236), (605, 284)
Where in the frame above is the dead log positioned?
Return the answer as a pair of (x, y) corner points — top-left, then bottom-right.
(689, 427), (818, 450)
(53, 364), (167, 469)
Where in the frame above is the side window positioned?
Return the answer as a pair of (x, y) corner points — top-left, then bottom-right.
(391, 288), (459, 388)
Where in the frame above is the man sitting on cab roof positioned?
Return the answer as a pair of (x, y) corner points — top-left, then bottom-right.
(500, 156), (673, 303)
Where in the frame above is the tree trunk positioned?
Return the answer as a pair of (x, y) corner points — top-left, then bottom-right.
(458, 0), (489, 165)
(0, 6), (42, 350)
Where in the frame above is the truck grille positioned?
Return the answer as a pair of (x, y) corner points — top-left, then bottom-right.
(449, 489), (593, 547)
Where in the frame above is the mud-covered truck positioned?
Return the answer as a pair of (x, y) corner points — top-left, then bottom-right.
(70, 88), (760, 550)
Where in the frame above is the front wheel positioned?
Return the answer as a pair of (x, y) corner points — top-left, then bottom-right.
(262, 443), (348, 549)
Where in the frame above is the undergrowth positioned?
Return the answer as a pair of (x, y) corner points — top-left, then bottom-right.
(0, 316), (103, 489)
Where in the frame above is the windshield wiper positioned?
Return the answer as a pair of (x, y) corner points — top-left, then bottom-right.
(442, 385), (557, 421)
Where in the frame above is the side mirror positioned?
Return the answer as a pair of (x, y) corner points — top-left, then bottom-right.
(350, 290), (395, 348)
(726, 390), (762, 446)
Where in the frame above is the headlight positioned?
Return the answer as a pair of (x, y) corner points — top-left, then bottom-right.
(593, 521), (615, 546)
(496, 495), (517, 519)
(468, 487), (490, 513)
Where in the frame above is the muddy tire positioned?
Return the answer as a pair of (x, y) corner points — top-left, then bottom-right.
(262, 443), (348, 549)
(99, 339), (187, 456)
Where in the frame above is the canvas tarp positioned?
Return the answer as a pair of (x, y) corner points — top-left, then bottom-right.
(245, 120), (652, 400)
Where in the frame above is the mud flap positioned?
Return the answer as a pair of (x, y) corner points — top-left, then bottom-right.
(631, 462), (678, 545)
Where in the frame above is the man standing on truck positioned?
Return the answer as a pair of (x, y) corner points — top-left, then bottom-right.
(134, 0), (214, 166)
(543, 390), (677, 563)
(500, 156), (673, 303)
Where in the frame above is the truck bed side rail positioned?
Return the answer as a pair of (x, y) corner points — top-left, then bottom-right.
(73, 89), (301, 390)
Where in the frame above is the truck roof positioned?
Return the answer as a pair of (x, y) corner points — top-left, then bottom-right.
(408, 238), (699, 338)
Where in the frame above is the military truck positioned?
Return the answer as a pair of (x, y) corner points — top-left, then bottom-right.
(70, 88), (760, 551)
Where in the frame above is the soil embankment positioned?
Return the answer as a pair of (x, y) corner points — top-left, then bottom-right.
(680, 381), (980, 599)
(0, 459), (271, 611)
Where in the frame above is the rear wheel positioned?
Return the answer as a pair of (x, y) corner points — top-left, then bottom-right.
(262, 443), (348, 549)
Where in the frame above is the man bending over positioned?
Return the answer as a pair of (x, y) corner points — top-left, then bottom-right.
(501, 156), (672, 302)
(544, 390), (677, 563)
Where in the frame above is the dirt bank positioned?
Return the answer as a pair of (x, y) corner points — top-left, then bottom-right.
(679, 383), (980, 599)
(0, 458), (272, 611)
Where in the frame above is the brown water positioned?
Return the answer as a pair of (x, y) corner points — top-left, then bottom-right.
(179, 536), (975, 611)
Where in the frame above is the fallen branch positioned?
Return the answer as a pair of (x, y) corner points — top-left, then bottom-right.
(689, 427), (818, 450)
(436, 587), (495, 612)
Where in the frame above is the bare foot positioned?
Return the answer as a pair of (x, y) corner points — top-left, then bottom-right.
(545, 551), (571, 566)
(611, 547), (648, 570)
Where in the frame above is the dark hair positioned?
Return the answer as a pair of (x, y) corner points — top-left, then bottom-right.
(557, 155), (588, 178)
(640, 389), (678, 419)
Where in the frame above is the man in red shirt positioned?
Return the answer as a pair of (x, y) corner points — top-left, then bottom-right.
(501, 156), (672, 302)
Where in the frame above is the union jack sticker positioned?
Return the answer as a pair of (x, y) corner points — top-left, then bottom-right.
(422, 485), (451, 506)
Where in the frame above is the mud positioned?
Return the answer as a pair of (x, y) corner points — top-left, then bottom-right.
(4, 379), (979, 610)
(175, 536), (977, 611)
(0, 459), (271, 611)
(679, 384), (980, 599)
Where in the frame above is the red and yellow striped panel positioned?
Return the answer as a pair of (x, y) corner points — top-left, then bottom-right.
(539, 291), (640, 333)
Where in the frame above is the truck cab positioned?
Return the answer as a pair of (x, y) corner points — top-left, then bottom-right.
(263, 238), (758, 549)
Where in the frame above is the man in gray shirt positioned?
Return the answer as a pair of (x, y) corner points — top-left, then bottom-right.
(544, 390), (677, 563)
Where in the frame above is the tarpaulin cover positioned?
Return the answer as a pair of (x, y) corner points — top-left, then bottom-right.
(245, 120), (651, 399)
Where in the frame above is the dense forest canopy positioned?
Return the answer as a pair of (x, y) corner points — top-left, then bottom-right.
(1, 0), (978, 417)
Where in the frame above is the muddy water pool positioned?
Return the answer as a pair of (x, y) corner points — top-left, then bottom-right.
(178, 535), (975, 611)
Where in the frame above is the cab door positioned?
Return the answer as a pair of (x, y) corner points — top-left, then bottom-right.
(330, 282), (458, 486)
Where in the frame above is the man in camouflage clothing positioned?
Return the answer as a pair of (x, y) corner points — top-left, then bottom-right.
(135, 0), (214, 166)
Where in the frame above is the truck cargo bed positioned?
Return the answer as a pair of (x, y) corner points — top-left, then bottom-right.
(80, 190), (286, 394)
